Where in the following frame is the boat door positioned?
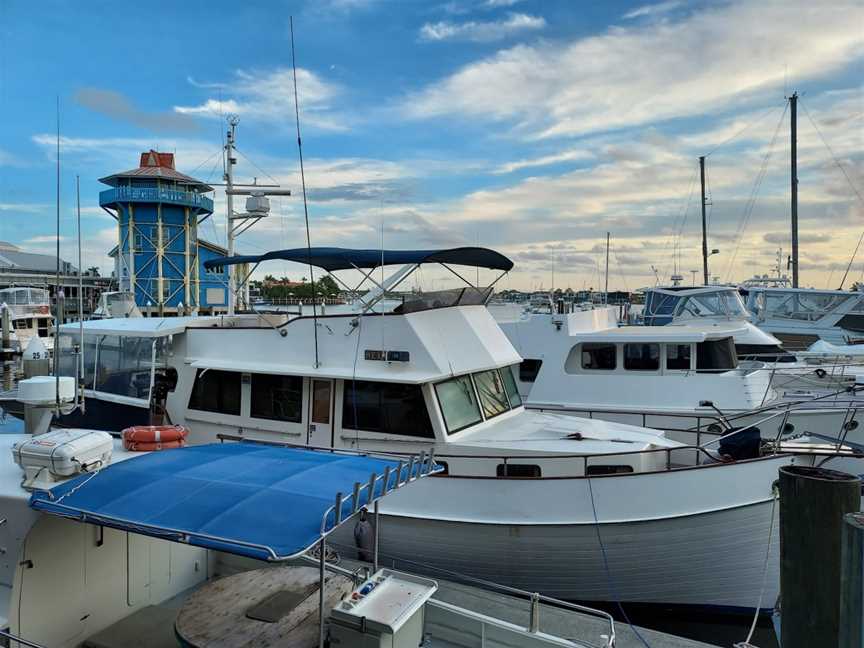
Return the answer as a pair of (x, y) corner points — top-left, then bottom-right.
(308, 378), (334, 447)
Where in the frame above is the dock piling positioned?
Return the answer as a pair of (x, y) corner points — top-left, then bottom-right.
(840, 512), (864, 648)
(778, 465), (860, 648)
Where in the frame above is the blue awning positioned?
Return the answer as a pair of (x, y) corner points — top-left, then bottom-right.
(30, 443), (434, 561)
(203, 246), (514, 272)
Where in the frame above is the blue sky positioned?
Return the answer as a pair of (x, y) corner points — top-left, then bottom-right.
(0, 0), (861, 290)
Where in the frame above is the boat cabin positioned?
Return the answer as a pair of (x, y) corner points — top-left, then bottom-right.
(55, 247), (679, 480)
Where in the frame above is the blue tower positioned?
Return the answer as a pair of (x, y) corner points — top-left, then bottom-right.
(100, 150), (230, 314)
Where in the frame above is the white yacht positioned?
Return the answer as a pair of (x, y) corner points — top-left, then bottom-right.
(739, 282), (864, 349)
(494, 305), (863, 466)
(638, 284), (862, 391)
(91, 290), (142, 319)
(45, 247), (843, 614)
(639, 285), (793, 362)
(0, 287), (53, 354)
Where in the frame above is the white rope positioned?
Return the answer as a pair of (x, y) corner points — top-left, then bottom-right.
(736, 486), (779, 648)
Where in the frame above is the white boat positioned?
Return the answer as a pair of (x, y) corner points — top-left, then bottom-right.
(0, 287), (54, 354)
(48, 246), (846, 613)
(493, 304), (864, 469)
(91, 290), (142, 319)
(0, 423), (619, 648)
(739, 282), (864, 349)
(638, 284), (863, 391)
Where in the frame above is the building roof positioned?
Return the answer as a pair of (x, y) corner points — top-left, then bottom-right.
(99, 149), (213, 192)
(0, 247), (76, 274)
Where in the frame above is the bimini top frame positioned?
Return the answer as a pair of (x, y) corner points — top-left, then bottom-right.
(204, 246), (514, 315)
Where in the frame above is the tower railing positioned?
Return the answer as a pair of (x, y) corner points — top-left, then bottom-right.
(99, 187), (214, 212)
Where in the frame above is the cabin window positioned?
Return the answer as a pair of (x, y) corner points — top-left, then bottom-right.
(188, 368), (241, 416)
(586, 465), (634, 476)
(665, 344), (692, 370)
(519, 359), (543, 382)
(343, 380), (434, 438)
(435, 375), (482, 434)
(496, 464), (541, 478)
(250, 373), (303, 423)
(581, 343), (617, 370)
(501, 366), (523, 408)
(696, 338), (738, 372)
(474, 369), (510, 419)
(623, 343), (660, 371)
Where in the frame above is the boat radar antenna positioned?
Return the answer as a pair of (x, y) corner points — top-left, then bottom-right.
(223, 114), (291, 315)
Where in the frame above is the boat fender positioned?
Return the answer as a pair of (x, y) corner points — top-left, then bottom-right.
(122, 425), (189, 452)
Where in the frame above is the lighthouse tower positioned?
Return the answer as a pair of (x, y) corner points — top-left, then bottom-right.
(100, 151), (229, 314)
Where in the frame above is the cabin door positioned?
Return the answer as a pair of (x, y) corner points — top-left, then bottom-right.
(308, 378), (334, 447)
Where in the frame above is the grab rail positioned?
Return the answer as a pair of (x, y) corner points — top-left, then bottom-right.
(0, 629), (48, 648)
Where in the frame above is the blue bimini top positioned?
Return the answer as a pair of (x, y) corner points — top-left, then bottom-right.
(203, 246), (514, 272)
(30, 442), (434, 561)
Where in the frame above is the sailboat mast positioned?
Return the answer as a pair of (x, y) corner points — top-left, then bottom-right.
(790, 91), (799, 288)
(604, 231), (610, 304)
(699, 155), (708, 286)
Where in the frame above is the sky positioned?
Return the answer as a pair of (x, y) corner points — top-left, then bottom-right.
(0, 0), (862, 292)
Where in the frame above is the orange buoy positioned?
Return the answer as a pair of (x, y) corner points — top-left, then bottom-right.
(122, 425), (189, 452)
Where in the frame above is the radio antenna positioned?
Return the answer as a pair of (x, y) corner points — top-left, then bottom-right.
(54, 96), (61, 410)
(290, 16), (319, 368)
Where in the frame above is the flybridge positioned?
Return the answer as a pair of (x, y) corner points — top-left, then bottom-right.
(205, 246), (514, 315)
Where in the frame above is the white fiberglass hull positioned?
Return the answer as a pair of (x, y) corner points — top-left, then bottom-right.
(333, 455), (796, 612)
(375, 500), (777, 611)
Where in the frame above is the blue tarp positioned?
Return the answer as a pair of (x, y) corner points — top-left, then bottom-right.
(30, 443), (428, 561)
(203, 246), (514, 272)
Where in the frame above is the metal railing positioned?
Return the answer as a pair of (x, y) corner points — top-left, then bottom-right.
(0, 629), (48, 648)
(99, 187), (214, 211)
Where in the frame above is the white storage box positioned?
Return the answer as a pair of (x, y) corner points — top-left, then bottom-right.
(13, 429), (113, 479)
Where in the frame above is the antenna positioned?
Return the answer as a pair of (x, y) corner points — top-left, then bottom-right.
(290, 16), (320, 368)
(76, 175), (85, 414)
(54, 97), (61, 410)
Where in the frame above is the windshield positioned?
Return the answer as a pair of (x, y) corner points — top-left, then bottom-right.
(759, 290), (852, 321)
(675, 290), (748, 319)
(435, 365), (523, 434)
(0, 288), (49, 306)
(57, 332), (169, 401)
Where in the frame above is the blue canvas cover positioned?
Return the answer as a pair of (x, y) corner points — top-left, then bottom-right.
(30, 443), (427, 561)
(203, 246), (514, 272)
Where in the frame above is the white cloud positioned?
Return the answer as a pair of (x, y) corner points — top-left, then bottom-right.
(404, 1), (864, 139)
(174, 68), (346, 132)
(420, 13), (545, 43)
(493, 149), (594, 174)
(485, 0), (524, 7)
(623, 1), (683, 20)
(0, 203), (49, 214)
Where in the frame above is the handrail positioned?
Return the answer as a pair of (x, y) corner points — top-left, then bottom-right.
(326, 538), (617, 648)
(0, 629), (48, 648)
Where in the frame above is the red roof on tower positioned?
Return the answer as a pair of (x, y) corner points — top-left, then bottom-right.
(99, 150), (213, 192)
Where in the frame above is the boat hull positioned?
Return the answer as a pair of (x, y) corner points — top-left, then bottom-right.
(371, 500), (778, 611)
(331, 455), (799, 612)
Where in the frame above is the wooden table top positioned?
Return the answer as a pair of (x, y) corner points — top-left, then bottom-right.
(175, 566), (353, 648)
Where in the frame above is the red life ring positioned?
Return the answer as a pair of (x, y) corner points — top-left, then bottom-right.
(122, 425), (188, 452)
(39, 305), (49, 315)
